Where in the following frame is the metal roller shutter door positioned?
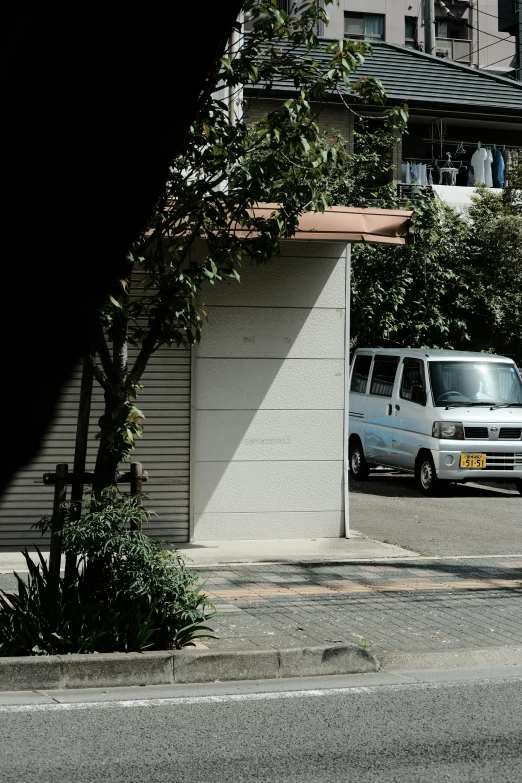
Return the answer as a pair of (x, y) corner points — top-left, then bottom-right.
(0, 346), (191, 549)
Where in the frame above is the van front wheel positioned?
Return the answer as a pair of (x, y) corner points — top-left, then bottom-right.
(349, 440), (370, 481)
(515, 479), (522, 496)
(416, 453), (441, 496)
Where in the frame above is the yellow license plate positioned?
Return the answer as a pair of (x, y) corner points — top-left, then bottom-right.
(460, 453), (486, 469)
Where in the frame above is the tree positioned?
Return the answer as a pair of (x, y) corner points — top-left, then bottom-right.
(464, 180), (522, 363)
(88, 0), (404, 492)
(324, 117), (470, 352)
(349, 196), (470, 351)
(345, 156), (522, 364)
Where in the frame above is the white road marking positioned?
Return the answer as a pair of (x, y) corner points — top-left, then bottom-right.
(2, 676), (522, 713)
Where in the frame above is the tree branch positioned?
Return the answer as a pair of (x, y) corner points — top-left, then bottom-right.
(87, 353), (108, 390)
(95, 322), (113, 377)
(128, 217), (206, 386)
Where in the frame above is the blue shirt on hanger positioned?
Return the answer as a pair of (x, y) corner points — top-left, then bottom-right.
(492, 147), (505, 188)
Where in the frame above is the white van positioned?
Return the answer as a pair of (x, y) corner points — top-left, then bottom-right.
(348, 348), (522, 495)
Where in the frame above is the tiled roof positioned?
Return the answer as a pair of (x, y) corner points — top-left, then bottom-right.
(248, 39), (522, 116)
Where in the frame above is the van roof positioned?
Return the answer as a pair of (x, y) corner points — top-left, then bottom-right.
(354, 348), (514, 362)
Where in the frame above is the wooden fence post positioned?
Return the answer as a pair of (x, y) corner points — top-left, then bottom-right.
(48, 463), (68, 587)
(130, 461), (143, 531)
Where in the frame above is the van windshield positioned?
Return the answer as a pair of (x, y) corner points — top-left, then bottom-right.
(429, 361), (522, 407)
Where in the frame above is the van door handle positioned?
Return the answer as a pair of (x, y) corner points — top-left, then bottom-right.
(395, 404), (400, 411)
(386, 404), (392, 415)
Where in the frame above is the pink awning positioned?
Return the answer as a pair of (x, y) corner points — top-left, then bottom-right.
(234, 204), (415, 245)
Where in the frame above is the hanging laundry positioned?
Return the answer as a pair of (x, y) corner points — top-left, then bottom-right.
(440, 167), (457, 186)
(471, 144), (487, 184)
(492, 148), (505, 189)
(484, 148), (493, 187)
(502, 147), (511, 183)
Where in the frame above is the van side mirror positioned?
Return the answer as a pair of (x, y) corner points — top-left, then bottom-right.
(411, 385), (426, 405)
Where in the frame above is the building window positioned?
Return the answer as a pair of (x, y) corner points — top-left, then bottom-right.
(436, 19), (469, 40)
(405, 16), (417, 48)
(344, 12), (385, 42)
(435, 18), (471, 62)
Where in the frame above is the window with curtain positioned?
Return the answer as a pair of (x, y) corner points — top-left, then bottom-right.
(344, 12), (385, 42)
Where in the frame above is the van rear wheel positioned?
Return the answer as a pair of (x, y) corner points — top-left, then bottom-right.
(416, 453), (441, 496)
(349, 439), (370, 481)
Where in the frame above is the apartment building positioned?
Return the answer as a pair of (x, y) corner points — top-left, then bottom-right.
(321, 0), (515, 75)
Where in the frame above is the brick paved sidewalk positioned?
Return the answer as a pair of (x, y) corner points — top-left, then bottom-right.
(2, 555), (522, 660)
(195, 557), (522, 656)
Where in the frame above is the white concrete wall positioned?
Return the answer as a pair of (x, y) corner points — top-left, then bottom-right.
(192, 241), (347, 540)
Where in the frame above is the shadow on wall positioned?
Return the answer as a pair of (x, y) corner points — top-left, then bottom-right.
(192, 241), (348, 541)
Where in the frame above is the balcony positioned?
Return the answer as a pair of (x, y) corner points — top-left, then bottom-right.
(435, 38), (472, 65)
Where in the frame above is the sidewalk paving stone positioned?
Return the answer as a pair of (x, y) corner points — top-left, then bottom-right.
(2, 555), (522, 664)
(194, 558), (522, 658)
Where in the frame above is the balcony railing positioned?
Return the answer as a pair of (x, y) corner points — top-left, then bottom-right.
(435, 37), (472, 64)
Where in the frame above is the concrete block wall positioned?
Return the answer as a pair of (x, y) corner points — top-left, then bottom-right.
(192, 241), (347, 540)
(245, 99), (354, 146)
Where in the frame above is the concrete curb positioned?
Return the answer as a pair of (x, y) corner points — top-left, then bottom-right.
(0, 644), (378, 691)
(378, 645), (522, 672)
(4, 644), (520, 692)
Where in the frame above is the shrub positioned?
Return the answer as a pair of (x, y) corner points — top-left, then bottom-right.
(0, 490), (215, 656)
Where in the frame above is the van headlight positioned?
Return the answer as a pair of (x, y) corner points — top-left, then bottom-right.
(432, 421), (464, 439)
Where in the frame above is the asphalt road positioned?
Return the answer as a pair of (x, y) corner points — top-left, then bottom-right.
(350, 473), (522, 557)
(3, 668), (522, 782)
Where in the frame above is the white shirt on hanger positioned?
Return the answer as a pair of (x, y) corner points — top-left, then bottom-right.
(471, 146), (488, 184)
(484, 148), (493, 188)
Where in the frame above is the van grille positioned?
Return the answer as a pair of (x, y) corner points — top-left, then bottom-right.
(484, 453), (522, 470)
(464, 427), (522, 440)
(499, 428), (522, 440)
(464, 427), (488, 439)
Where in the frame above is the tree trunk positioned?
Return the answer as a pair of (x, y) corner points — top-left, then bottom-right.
(93, 304), (129, 496)
(93, 387), (127, 495)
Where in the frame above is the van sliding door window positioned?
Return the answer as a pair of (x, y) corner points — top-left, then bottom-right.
(370, 355), (400, 397)
(350, 355), (373, 393)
